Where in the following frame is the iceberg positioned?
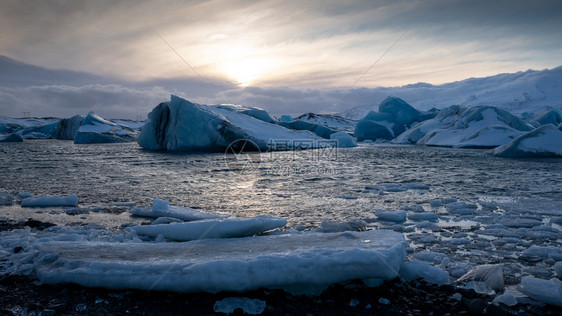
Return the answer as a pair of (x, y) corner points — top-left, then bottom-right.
(13, 229), (406, 294)
(21, 194), (78, 207)
(129, 198), (222, 221)
(138, 95), (320, 152)
(132, 215), (287, 241)
(354, 97), (436, 141)
(528, 108), (562, 127)
(211, 104), (277, 124)
(74, 112), (137, 144)
(54, 114), (83, 140)
(329, 131), (357, 148)
(0, 133), (23, 142)
(397, 105), (533, 148)
(493, 124), (562, 158)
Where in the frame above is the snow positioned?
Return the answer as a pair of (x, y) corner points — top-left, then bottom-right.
(517, 277), (562, 307)
(3, 229), (407, 294)
(399, 260), (450, 285)
(456, 264), (504, 294)
(74, 112), (138, 144)
(339, 66), (562, 119)
(408, 106), (532, 148)
(21, 194), (78, 207)
(294, 113), (357, 133)
(129, 198), (221, 221)
(494, 124), (562, 158)
(138, 95), (321, 152)
(213, 297), (266, 315)
(212, 104), (277, 123)
(132, 215), (287, 241)
(330, 131), (357, 148)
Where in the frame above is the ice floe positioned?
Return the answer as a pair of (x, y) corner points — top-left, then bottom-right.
(129, 199), (221, 221)
(132, 215), (287, 241)
(1, 228), (407, 294)
(21, 194), (78, 207)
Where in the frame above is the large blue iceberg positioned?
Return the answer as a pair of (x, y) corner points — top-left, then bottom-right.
(354, 97), (436, 141)
(138, 95), (321, 152)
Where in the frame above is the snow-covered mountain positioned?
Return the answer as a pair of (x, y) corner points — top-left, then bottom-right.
(339, 66), (562, 120)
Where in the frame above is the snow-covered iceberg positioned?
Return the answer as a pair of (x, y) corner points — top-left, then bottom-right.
(133, 215), (287, 241)
(294, 113), (357, 133)
(74, 112), (138, 144)
(129, 198), (221, 221)
(138, 95), (320, 152)
(493, 124), (562, 158)
(395, 105), (533, 148)
(7, 229), (406, 294)
(354, 97), (435, 141)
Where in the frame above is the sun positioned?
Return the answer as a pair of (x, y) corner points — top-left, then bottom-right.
(222, 58), (268, 87)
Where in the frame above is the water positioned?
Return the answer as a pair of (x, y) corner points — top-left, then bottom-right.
(1, 140), (562, 286)
(1, 140), (561, 228)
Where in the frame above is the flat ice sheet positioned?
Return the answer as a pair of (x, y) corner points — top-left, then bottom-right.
(30, 230), (406, 293)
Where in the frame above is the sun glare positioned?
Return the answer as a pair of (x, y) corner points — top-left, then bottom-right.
(222, 58), (268, 87)
(218, 45), (271, 87)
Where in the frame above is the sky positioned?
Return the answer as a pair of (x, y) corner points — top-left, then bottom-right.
(1, 0), (561, 118)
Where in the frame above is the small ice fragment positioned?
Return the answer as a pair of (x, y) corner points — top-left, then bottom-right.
(456, 264), (504, 294)
(16, 192), (32, 200)
(554, 262), (562, 277)
(0, 192), (14, 206)
(452, 293), (462, 301)
(341, 195), (359, 200)
(213, 297), (266, 315)
(430, 200), (442, 207)
(349, 299), (360, 307)
(378, 297), (390, 305)
(517, 277), (562, 307)
(407, 212), (439, 222)
(376, 211), (406, 223)
(493, 292), (518, 306)
(21, 194), (78, 207)
(399, 260), (450, 285)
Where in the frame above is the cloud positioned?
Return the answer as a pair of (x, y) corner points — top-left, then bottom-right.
(1, 0), (560, 89)
(0, 84), (170, 119)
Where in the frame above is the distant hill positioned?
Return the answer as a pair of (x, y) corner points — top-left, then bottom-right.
(339, 66), (562, 120)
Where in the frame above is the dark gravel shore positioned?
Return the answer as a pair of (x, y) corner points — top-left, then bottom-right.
(1, 221), (561, 315)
